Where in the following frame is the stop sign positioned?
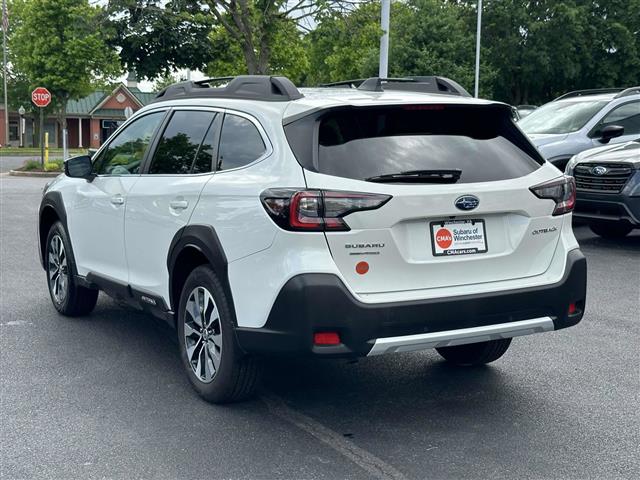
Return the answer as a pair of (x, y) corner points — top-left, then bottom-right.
(31, 87), (52, 108)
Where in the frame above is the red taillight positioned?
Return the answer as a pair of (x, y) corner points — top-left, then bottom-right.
(290, 191), (324, 230)
(568, 303), (577, 315)
(261, 189), (391, 232)
(530, 176), (576, 215)
(314, 332), (341, 346)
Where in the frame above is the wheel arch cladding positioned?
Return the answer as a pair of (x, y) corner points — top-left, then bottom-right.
(38, 191), (68, 270)
(167, 225), (236, 321)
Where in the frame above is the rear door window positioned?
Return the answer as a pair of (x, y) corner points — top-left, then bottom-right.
(148, 110), (218, 174)
(217, 114), (266, 171)
(285, 105), (543, 184)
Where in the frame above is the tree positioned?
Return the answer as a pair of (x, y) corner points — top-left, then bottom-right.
(390, 0), (494, 96)
(105, 0), (215, 80)
(306, 2), (382, 84)
(306, 0), (491, 94)
(201, 1), (358, 76)
(9, 0), (121, 138)
(206, 16), (309, 84)
(153, 73), (187, 92)
(463, 0), (640, 104)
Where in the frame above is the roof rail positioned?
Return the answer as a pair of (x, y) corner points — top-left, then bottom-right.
(320, 76), (471, 97)
(554, 88), (625, 101)
(152, 75), (304, 103)
(614, 86), (640, 98)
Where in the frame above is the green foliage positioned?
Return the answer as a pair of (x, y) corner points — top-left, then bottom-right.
(22, 159), (43, 171)
(389, 0), (495, 96)
(153, 74), (187, 92)
(206, 18), (309, 85)
(9, 0), (121, 123)
(306, 2), (382, 85)
(462, 0), (640, 104)
(306, 0), (495, 94)
(44, 160), (64, 172)
(308, 0), (640, 104)
(5, 0), (639, 108)
(105, 1), (214, 80)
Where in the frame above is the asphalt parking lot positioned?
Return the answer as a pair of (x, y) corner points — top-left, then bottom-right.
(0, 156), (32, 173)
(1, 175), (639, 480)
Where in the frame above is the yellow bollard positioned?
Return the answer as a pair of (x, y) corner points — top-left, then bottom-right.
(44, 132), (49, 164)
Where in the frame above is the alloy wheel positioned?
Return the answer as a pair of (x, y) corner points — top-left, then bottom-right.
(48, 234), (68, 304)
(184, 286), (222, 383)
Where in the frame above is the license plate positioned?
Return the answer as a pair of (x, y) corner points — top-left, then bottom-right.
(430, 219), (488, 256)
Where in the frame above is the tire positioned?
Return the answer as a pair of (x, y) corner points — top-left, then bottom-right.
(45, 221), (99, 316)
(436, 338), (512, 366)
(176, 265), (260, 403)
(589, 222), (633, 239)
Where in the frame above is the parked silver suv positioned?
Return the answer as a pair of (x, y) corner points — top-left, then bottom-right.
(519, 87), (640, 171)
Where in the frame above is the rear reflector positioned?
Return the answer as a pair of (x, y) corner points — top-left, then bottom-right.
(356, 261), (369, 275)
(568, 303), (577, 315)
(314, 332), (341, 346)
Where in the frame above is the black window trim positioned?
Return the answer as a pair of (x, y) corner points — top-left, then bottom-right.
(587, 99), (640, 139)
(91, 108), (169, 177)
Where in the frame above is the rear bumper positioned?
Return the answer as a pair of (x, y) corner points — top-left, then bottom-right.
(236, 249), (587, 357)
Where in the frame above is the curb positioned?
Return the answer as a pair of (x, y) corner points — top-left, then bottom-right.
(9, 170), (61, 178)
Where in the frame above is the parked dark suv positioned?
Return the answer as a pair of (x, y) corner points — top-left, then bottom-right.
(566, 140), (640, 238)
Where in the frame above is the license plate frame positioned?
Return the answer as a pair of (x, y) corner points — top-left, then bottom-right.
(430, 219), (488, 257)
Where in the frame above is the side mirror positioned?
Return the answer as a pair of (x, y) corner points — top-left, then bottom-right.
(64, 155), (94, 179)
(598, 125), (625, 144)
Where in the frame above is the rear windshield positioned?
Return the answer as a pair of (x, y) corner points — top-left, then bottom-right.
(284, 105), (543, 183)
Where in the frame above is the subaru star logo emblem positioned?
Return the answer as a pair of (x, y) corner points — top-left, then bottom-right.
(455, 195), (480, 211)
(592, 166), (608, 176)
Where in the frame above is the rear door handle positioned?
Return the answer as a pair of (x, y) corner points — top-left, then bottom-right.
(110, 194), (124, 206)
(169, 200), (189, 210)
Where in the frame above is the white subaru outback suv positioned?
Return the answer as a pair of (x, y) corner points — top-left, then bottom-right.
(39, 76), (587, 403)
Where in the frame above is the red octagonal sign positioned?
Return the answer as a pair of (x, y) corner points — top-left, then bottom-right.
(32, 87), (52, 108)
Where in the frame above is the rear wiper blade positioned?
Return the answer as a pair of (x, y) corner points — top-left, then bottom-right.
(365, 169), (462, 184)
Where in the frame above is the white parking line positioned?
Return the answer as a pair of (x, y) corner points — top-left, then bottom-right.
(261, 392), (409, 480)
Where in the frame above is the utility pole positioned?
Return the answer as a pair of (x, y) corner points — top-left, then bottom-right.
(2, 0), (9, 146)
(379, 0), (391, 78)
(474, 0), (483, 98)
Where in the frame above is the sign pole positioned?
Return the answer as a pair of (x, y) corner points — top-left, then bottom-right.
(39, 108), (44, 167)
(31, 86), (51, 166)
(379, 0), (391, 78)
(474, 0), (483, 98)
(2, 0), (9, 146)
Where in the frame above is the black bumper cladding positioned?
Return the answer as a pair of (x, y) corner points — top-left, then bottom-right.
(236, 249), (587, 357)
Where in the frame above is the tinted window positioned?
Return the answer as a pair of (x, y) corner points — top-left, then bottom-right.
(597, 101), (640, 136)
(95, 112), (164, 175)
(519, 100), (609, 134)
(149, 111), (217, 174)
(217, 114), (266, 170)
(287, 106), (541, 184)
